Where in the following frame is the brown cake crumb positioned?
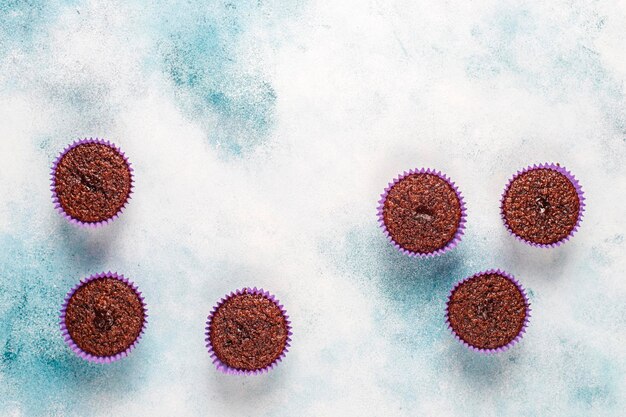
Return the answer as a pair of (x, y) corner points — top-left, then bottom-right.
(54, 142), (132, 223)
(382, 173), (462, 254)
(209, 290), (288, 371)
(65, 278), (145, 357)
(447, 273), (527, 350)
(502, 168), (580, 245)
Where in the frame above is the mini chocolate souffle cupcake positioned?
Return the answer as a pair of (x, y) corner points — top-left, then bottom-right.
(378, 168), (466, 257)
(206, 288), (292, 375)
(60, 272), (147, 363)
(501, 163), (584, 247)
(51, 138), (134, 227)
(446, 269), (530, 354)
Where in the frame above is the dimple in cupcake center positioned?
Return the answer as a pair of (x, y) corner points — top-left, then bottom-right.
(381, 172), (463, 254)
(413, 206), (434, 222)
(235, 322), (251, 341)
(78, 170), (105, 194)
(535, 196), (550, 214)
(94, 308), (115, 332)
(476, 299), (497, 320)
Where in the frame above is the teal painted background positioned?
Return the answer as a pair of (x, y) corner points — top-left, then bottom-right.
(0, 1), (625, 416)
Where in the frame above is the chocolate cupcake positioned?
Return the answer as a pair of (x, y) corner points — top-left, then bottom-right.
(51, 138), (134, 227)
(205, 288), (292, 375)
(446, 269), (530, 354)
(501, 163), (584, 247)
(378, 168), (466, 257)
(60, 272), (147, 363)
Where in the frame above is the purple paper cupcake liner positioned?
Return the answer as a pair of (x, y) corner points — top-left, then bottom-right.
(445, 269), (531, 355)
(59, 271), (148, 364)
(500, 163), (585, 248)
(50, 138), (134, 228)
(377, 168), (467, 258)
(205, 287), (292, 375)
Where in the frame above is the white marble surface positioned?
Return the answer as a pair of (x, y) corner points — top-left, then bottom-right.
(0, 0), (625, 416)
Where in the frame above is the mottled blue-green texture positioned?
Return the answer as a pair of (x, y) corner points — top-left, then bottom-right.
(0, 0), (625, 416)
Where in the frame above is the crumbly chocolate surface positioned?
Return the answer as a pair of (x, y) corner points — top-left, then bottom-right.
(502, 168), (580, 245)
(209, 290), (288, 371)
(382, 173), (462, 254)
(64, 278), (144, 357)
(54, 143), (132, 223)
(447, 273), (527, 350)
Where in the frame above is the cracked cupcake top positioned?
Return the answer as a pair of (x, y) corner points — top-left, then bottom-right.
(54, 142), (132, 223)
(208, 289), (289, 372)
(502, 167), (581, 245)
(64, 277), (145, 358)
(447, 272), (528, 350)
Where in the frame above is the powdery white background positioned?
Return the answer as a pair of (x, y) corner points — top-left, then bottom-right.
(0, 1), (625, 416)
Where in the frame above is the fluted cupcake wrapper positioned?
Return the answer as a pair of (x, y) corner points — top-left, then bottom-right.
(59, 272), (148, 364)
(445, 269), (531, 355)
(205, 287), (292, 375)
(377, 168), (467, 258)
(50, 138), (134, 228)
(500, 163), (585, 248)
